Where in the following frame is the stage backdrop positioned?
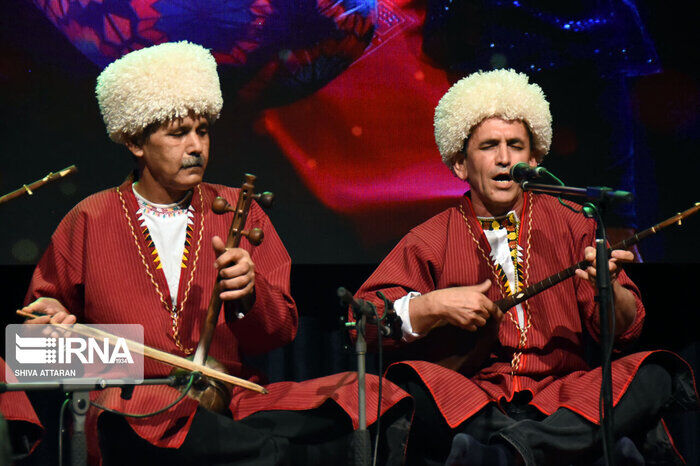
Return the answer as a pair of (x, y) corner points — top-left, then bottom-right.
(1, 0), (698, 266)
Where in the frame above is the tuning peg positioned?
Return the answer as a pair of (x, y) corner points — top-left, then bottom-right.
(254, 191), (274, 208)
(242, 228), (264, 245)
(212, 196), (235, 214)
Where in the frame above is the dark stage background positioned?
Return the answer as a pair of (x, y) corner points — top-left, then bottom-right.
(1, 263), (699, 464)
(1, 0), (699, 464)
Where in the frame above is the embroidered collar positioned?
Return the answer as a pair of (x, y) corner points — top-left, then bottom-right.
(132, 184), (193, 218)
(477, 211), (520, 231)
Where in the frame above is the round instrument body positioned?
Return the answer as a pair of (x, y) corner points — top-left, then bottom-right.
(172, 356), (233, 413)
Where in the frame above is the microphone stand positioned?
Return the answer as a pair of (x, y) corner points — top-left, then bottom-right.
(337, 288), (403, 466)
(337, 288), (372, 466)
(521, 180), (631, 466)
(520, 182), (633, 205)
(353, 310), (372, 466)
(1, 376), (188, 466)
(589, 206), (616, 466)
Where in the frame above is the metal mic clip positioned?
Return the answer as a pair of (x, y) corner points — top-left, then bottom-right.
(376, 291), (403, 339)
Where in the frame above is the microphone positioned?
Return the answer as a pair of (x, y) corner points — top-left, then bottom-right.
(337, 287), (396, 338)
(509, 162), (548, 183)
(338, 287), (376, 318)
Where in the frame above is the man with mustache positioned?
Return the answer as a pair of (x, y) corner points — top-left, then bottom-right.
(354, 69), (697, 465)
(21, 41), (410, 464)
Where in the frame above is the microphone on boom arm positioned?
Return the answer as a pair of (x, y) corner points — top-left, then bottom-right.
(509, 162), (549, 184)
(337, 287), (402, 340)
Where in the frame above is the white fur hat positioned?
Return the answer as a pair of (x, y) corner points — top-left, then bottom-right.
(96, 41), (223, 143)
(434, 69), (552, 166)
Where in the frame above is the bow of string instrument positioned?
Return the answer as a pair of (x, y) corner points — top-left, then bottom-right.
(18, 174), (275, 413)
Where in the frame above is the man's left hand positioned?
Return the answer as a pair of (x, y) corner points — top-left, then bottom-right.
(574, 246), (634, 285)
(575, 245), (637, 335)
(212, 236), (255, 301)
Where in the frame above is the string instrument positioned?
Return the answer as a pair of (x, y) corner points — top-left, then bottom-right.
(16, 309), (267, 395)
(179, 173), (274, 412)
(398, 202), (700, 375)
(0, 165), (77, 205)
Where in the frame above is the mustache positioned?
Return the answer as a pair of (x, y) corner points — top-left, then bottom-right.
(181, 156), (203, 168)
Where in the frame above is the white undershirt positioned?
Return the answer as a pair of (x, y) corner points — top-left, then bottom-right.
(133, 185), (194, 304)
(395, 210), (525, 341)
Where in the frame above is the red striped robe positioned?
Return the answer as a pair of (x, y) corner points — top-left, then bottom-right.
(26, 181), (409, 463)
(356, 192), (697, 429)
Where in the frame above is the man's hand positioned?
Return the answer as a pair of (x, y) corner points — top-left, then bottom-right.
(21, 297), (76, 325)
(575, 246), (637, 335)
(409, 280), (503, 334)
(574, 246), (634, 285)
(212, 236), (255, 301)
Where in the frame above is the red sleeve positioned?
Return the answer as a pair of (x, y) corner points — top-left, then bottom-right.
(226, 203), (298, 355)
(24, 206), (87, 321)
(0, 358), (42, 425)
(353, 228), (444, 348)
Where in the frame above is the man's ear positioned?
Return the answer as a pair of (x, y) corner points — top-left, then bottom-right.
(452, 155), (468, 181)
(528, 153), (539, 168)
(125, 139), (144, 158)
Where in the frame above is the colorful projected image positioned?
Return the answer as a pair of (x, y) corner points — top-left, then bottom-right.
(32, 0), (376, 105)
(0, 0), (698, 264)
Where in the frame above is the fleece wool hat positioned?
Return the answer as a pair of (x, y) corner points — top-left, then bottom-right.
(96, 41), (223, 143)
(434, 69), (552, 166)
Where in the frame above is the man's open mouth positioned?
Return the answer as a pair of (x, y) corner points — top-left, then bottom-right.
(493, 173), (511, 183)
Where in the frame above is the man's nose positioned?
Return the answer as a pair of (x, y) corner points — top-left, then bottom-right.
(494, 142), (510, 165)
(186, 131), (204, 153)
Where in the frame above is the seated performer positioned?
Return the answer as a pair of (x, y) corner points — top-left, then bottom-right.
(355, 69), (698, 465)
(22, 41), (410, 465)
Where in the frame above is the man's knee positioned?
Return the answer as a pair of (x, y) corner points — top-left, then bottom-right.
(630, 363), (673, 406)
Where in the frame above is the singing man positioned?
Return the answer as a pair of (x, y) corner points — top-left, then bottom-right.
(355, 69), (698, 465)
